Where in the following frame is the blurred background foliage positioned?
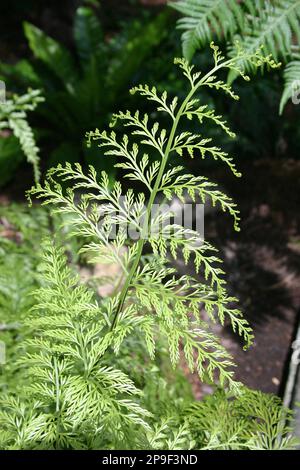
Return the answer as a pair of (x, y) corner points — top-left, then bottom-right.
(0, 0), (299, 190)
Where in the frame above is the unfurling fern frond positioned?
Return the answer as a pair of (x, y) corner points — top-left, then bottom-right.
(0, 89), (44, 183)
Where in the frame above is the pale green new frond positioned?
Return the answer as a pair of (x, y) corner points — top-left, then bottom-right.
(170, 131), (241, 176)
(130, 84), (178, 120)
(110, 110), (167, 157)
(173, 325), (239, 390)
(23, 51), (264, 445)
(88, 129), (160, 191)
(2, 46), (298, 450)
(131, 259), (253, 351)
(202, 73), (241, 99)
(27, 164), (147, 268)
(148, 224), (226, 291)
(173, 57), (202, 87)
(159, 172), (240, 231)
(183, 101), (236, 138)
(126, 273), (240, 389)
(200, 291), (254, 350)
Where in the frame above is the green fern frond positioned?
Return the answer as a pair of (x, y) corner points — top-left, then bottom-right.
(231, 0), (300, 64)
(0, 89), (44, 183)
(170, 0), (244, 61)
(280, 59), (300, 113)
(1, 45), (297, 450)
(171, 0), (300, 65)
(159, 172), (240, 230)
(186, 388), (298, 450)
(27, 46), (264, 385)
(0, 242), (152, 449)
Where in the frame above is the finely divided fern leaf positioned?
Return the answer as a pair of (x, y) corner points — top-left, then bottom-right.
(28, 45), (274, 388)
(2, 46), (293, 450)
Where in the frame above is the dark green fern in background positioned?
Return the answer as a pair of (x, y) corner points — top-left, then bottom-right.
(170, 0), (300, 113)
(0, 6), (171, 185)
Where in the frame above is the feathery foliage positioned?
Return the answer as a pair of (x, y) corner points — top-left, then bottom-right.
(185, 389), (298, 450)
(0, 45), (296, 450)
(28, 44), (274, 392)
(280, 58), (300, 113)
(170, 0), (244, 61)
(0, 89), (44, 184)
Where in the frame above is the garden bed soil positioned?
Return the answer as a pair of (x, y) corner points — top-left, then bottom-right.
(186, 158), (300, 397)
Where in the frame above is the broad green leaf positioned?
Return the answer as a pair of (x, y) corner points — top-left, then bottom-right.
(74, 6), (104, 66)
(0, 135), (24, 187)
(106, 11), (171, 102)
(23, 21), (78, 91)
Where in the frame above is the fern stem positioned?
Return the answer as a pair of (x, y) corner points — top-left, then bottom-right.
(53, 357), (60, 413)
(53, 356), (62, 448)
(110, 59), (232, 330)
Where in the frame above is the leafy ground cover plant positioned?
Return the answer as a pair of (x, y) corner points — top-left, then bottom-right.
(0, 44), (297, 450)
(170, 0), (300, 113)
(0, 6), (170, 184)
(0, 203), (85, 397)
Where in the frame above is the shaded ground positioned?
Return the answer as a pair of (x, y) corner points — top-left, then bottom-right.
(189, 158), (300, 396)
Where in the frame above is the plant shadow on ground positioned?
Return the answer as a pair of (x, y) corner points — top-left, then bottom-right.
(205, 158), (300, 394)
(174, 158), (300, 396)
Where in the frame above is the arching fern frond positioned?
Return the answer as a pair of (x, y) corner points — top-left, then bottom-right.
(171, 0), (300, 112)
(0, 89), (44, 183)
(170, 0), (244, 61)
(27, 45), (273, 385)
(228, 0), (300, 79)
(1, 45), (297, 450)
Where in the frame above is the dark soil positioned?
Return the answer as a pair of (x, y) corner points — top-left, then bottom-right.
(198, 158), (300, 396)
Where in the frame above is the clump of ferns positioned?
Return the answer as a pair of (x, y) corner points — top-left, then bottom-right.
(0, 43), (287, 450)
